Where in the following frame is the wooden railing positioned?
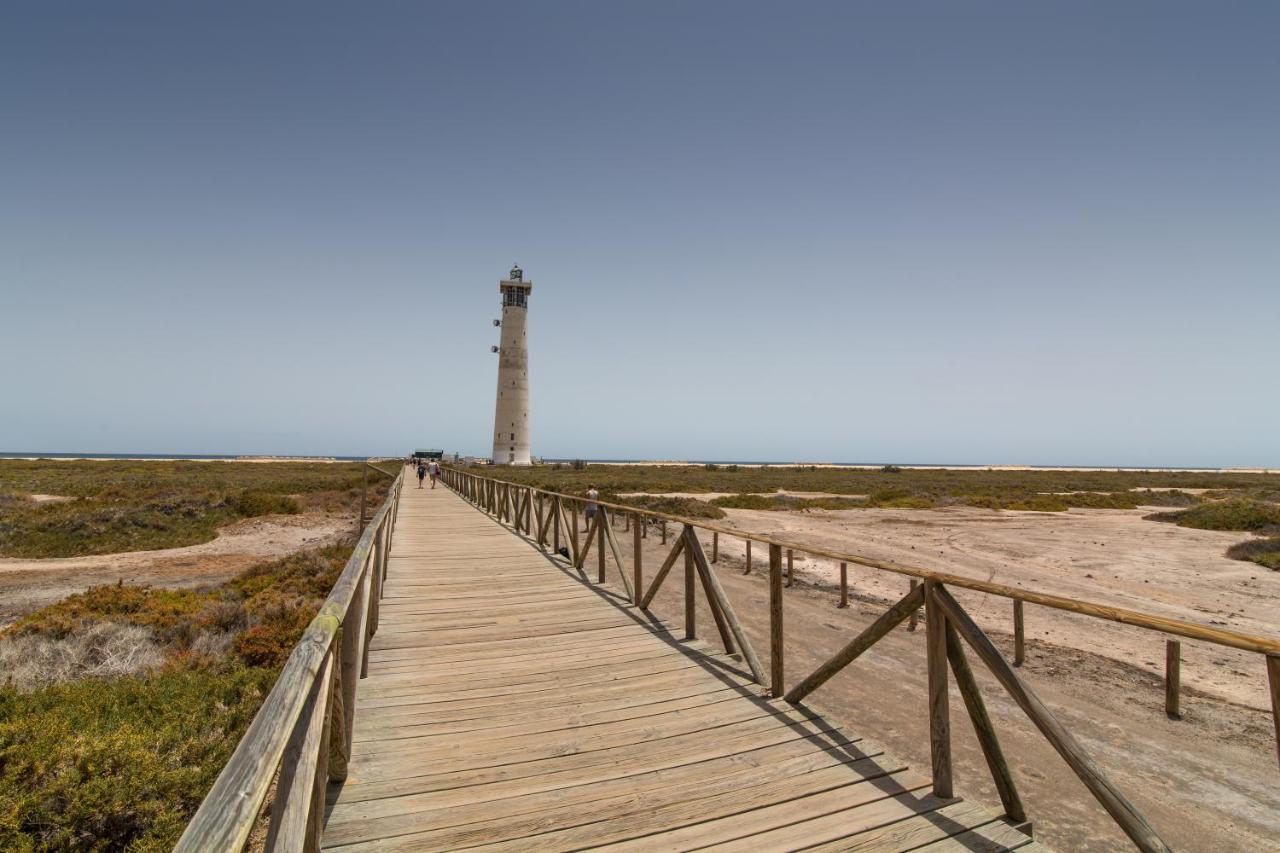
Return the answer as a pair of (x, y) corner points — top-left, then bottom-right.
(443, 466), (1280, 853)
(175, 471), (403, 852)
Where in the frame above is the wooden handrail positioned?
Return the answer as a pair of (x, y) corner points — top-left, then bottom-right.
(442, 467), (1280, 656)
(176, 472), (403, 853)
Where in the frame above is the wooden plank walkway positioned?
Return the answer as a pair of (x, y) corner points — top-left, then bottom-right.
(322, 483), (1043, 851)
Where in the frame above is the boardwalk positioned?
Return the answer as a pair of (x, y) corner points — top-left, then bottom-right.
(321, 483), (1041, 851)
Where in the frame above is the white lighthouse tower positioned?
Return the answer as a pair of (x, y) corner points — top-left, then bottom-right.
(491, 264), (532, 465)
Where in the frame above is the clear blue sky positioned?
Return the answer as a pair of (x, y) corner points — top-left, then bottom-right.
(2, 2), (1276, 466)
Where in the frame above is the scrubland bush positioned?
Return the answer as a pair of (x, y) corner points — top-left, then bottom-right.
(0, 460), (379, 558)
(1147, 499), (1280, 532)
(0, 667), (276, 850)
(1225, 537), (1280, 570)
(0, 540), (356, 849)
(620, 495), (726, 519)
(0, 623), (164, 690)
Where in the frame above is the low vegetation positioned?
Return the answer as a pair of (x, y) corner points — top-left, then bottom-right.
(1144, 499), (1280, 570)
(0, 460), (375, 558)
(488, 462), (1278, 500)
(614, 494), (726, 519)
(1225, 537), (1280, 570)
(1145, 498), (1280, 532)
(0, 540), (356, 849)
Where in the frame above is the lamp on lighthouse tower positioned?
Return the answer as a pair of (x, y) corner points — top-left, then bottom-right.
(491, 264), (533, 465)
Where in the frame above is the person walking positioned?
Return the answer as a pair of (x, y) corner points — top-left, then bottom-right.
(416, 460), (427, 488)
(427, 459), (441, 489)
(585, 484), (600, 528)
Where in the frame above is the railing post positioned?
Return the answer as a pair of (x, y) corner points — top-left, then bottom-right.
(1165, 640), (1181, 719)
(553, 497), (561, 554)
(684, 544), (696, 640)
(909, 579), (919, 631)
(1014, 599), (1025, 665)
(570, 501), (579, 566)
(359, 462), (368, 532)
(769, 544), (784, 697)
(597, 508), (607, 583)
(744, 539), (752, 575)
(785, 549), (793, 587)
(632, 512), (642, 606)
(1268, 654), (1280, 769)
(712, 531), (718, 563)
(838, 562), (848, 608)
(925, 579), (953, 799)
(661, 520), (667, 544)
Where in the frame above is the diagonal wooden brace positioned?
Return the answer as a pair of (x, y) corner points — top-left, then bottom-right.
(785, 582), (925, 704)
(639, 534), (687, 609)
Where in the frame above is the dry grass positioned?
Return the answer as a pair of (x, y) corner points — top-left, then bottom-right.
(0, 622), (166, 690)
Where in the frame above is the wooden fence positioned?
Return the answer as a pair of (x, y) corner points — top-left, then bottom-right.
(174, 470), (403, 852)
(443, 466), (1280, 853)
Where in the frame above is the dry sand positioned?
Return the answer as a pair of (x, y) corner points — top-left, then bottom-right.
(709, 505), (1278, 710)
(0, 512), (354, 625)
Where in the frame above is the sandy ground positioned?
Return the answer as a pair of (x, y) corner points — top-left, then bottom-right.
(566, 512), (1280, 851)
(0, 512), (355, 625)
(705, 506), (1278, 710)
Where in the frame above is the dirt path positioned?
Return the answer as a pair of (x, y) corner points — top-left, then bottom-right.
(615, 516), (1280, 852)
(0, 512), (355, 625)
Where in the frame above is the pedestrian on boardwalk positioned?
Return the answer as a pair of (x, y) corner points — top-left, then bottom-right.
(585, 484), (600, 527)
(427, 459), (441, 489)
(416, 460), (427, 488)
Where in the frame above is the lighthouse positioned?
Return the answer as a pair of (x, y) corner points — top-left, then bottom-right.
(491, 264), (532, 465)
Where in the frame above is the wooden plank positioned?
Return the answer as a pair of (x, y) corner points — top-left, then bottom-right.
(914, 819), (1041, 851)
(330, 709), (868, 807)
(325, 749), (916, 849)
(799, 800), (1003, 853)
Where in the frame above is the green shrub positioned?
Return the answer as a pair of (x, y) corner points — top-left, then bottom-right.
(0, 667), (277, 851)
(1147, 499), (1280, 532)
(711, 494), (782, 510)
(0, 460), (375, 558)
(1225, 537), (1280, 570)
(621, 495), (726, 519)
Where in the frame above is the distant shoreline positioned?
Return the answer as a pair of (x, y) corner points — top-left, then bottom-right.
(0, 453), (361, 463)
(2, 453), (1273, 474)
(538, 459), (1277, 474)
